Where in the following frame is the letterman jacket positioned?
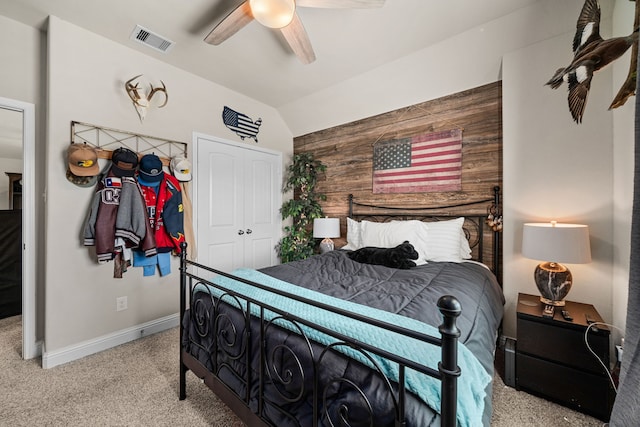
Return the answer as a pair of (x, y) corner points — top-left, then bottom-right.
(84, 170), (157, 262)
(138, 172), (185, 254)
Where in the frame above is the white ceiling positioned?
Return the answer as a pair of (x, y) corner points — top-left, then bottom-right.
(0, 0), (542, 109)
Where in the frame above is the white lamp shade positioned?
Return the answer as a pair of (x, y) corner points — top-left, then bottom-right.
(249, 0), (295, 28)
(313, 218), (340, 239)
(522, 222), (591, 264)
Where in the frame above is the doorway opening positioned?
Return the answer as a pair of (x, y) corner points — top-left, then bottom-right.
(0, 96), (37, 360)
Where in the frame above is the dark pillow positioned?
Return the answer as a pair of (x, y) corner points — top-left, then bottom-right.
(347, 241), (419, 269)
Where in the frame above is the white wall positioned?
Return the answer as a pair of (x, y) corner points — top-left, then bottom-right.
(502, 30), (614, 337)
(0, 15), (42, 105)
(43, 16), (293, 360)
(0, 14), (46, 343)
(611, 0), (636, 343)
(502, 0), (634, 340)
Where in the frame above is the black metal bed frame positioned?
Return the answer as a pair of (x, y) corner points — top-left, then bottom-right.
(178, 186), (501, 427)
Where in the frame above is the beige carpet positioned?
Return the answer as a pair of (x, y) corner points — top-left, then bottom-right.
(0, 315), (605, 426)
(490, 364), (605, 427)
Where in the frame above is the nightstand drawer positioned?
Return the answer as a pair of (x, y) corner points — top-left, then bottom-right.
(516, 352), (612, 421)
(517, 317), (608, 374)
(516, 294), (613, 422)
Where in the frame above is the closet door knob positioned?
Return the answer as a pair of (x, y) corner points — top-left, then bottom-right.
(238, 230), (245, 235)
(246, 229), (253, 234)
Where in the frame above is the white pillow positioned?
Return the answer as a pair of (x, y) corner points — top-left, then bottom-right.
(422, 217), (465, 262)
(343, 217), (470, 263)
(341, 217), (363, 250)
(360, 220), (429, 265)
(460, 228), (473, 260)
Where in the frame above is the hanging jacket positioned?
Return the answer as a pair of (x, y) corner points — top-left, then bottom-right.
(138, 172), (185, 254)
(180, 181), (197, 260)
(84, 169), (157, 262)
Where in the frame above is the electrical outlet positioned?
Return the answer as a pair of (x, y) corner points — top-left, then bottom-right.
(116, 296), (128, 312)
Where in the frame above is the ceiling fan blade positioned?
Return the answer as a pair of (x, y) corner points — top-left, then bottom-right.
(295, 0), (385, 8)
(280, 12), (316, 64)
(204, 1), (254, 45)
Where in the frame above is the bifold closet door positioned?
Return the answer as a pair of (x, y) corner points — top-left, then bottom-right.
(242, 148), (280, 269)
(196, 135), (281, 273)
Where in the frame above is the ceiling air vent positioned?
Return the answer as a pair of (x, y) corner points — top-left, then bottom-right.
(129, 25), (174, 53)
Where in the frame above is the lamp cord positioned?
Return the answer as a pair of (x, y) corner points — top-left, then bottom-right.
(584, 321), (624, 394)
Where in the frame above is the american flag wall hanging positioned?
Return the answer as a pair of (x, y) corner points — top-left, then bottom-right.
(222, 106), (262, 142)
(372, 129), (463, 193)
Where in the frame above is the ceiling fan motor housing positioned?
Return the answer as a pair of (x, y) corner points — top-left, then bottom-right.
(249, 0), (296, 29)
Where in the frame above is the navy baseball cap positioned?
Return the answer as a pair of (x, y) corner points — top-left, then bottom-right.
(138, 154), (164, 183)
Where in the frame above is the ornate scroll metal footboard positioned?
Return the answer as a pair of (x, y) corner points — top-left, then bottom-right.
(178, 242), (463, 427)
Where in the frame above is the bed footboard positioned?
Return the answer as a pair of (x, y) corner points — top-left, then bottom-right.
(178, 243), (463, 427)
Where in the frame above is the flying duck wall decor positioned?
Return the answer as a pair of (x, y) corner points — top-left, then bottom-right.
(546, 0), (639, 123)
(610, 0), (640, 110)
(204, 0), (385, 64)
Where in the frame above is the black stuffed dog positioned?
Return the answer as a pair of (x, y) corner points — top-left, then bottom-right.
(347, 241), (419, 269)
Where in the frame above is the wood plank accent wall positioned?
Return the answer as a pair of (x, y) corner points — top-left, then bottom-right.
(294, 81), (503, 272)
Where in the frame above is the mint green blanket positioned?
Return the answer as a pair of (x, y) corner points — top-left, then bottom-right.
(197, 268), (490, 426)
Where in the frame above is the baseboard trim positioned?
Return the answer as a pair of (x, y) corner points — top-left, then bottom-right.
(42, 313), (180, 369)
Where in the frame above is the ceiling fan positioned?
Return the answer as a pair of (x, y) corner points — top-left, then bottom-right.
(204, 0), (385, 64)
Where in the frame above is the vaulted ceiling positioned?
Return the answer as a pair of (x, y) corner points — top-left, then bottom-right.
(0, 0), (542, 108)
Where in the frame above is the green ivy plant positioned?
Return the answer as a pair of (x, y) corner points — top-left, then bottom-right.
(276, 153), (327, 263)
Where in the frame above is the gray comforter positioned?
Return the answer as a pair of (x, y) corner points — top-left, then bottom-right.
(261, 251), (504, 377)
(183, 250), (504, 426)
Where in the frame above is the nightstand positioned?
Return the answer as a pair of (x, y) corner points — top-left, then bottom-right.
(516, 293), (614, 421)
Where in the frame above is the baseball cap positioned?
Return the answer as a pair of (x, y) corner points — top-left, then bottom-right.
(110, 147), (138, 177)
(138, 154), (164, 183)
(66, 168), (99, 188)
(170, 156), (192, 182)
(68, 143), (99, 177)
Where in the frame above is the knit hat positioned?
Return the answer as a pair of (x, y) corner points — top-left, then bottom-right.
(138, 154), (164, 183)
(110, 147), (138, 177)
(67, 143), (99, 177)
(170, 156), (192, 182)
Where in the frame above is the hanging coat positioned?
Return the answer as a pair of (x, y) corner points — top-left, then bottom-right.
(138, 172), (185, 254)
(83, 169), (157, 262)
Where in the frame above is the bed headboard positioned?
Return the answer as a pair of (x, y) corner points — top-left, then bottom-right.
(348, 186), (502, 283)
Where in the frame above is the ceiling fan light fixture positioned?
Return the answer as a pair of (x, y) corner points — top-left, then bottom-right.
(250, 0), (295, 29)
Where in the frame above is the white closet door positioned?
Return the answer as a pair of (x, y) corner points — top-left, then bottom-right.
(243, 148), (280, 270)
(195, 134), (281, 273)
(197, 139), (244, 272)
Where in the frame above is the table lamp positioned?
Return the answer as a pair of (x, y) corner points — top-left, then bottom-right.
(313, 217), (340, 253)
(521, 221), (591, 307)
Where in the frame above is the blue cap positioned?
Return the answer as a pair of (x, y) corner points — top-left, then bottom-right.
(138, 154), (164, 183)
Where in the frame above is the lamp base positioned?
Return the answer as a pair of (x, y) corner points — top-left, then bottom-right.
(319, 238), (335, 254)
(534, 262), (572, 307)
(539, 296), (566, 307)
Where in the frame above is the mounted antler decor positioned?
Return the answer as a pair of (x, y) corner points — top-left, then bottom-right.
(124, 74), (168, 122)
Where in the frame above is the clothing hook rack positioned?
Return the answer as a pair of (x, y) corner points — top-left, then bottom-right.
(70, 121), (188, 166)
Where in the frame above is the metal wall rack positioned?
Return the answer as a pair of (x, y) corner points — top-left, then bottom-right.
(70, 121), (187, 166)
